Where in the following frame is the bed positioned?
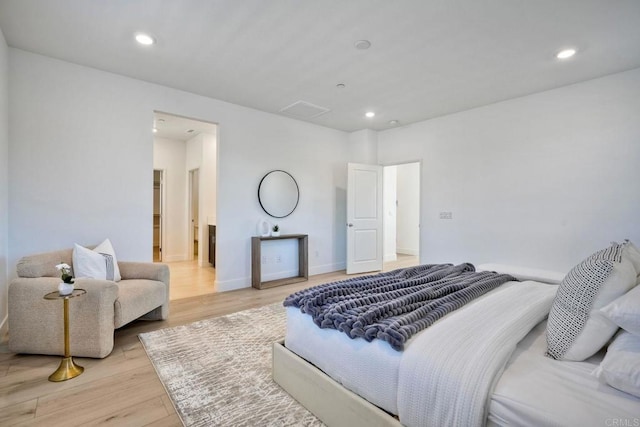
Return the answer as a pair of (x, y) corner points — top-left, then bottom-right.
(273, 253), (640, 426)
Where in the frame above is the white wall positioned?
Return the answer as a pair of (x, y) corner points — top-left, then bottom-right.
(383, 166), (397, 262)
(9, 49), (350, 291)
(153, 137), (188, 261)
(201, 132), (217, 231)
(395, 162), (420, 256)
(378, 68), (640, 272)
(348, 129), (378, 164)
(232, 127), (349, 288)
(0, 26), (9, 334)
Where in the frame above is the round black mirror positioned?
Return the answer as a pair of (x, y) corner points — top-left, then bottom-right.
(258, 170), (299, 218)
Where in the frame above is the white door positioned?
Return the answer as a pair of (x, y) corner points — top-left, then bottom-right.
(347, 163), (383, 274)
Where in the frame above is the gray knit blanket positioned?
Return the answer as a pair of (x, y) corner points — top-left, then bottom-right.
(283, 263), (516, 351)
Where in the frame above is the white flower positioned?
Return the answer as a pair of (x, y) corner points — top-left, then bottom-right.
(56, 262), (74, 284)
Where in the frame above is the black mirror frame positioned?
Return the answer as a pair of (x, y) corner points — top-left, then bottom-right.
(258, 170), (300, 218)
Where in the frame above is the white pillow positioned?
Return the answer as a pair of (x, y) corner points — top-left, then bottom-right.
(72, 239), (121, 282)
(73, 244), (107, 279)
(593, 331), (640, 398)
(546, 242), (637, 361)
(601, 284), (640, 336)
(93, 238), (121, 282)
(476, 263), (565, 284)
(622, 240), (640, 282)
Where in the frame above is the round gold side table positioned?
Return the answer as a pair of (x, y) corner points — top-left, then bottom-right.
(43, 288), (87, 382)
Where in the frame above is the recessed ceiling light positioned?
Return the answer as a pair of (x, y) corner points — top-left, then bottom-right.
(135, 33), (155, 46)
(336, 83), (346, 89)
(355, 40), (371, 50)
(556, 48), (576, 59)
(187, 129), (195, 133)
(365, 111), (375, 118)
(389, 120), (399, 126)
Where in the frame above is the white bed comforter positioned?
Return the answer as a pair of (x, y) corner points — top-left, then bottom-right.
(397, 280), (558, 427)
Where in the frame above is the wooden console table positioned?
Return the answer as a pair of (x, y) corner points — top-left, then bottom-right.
(251, 234), (308, 289)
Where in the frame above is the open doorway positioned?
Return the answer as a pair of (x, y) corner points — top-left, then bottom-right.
(152, 111), (218, 300)
(383, 162), (420, 269)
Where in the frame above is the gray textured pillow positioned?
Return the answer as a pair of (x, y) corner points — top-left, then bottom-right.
(546, 242), (637, 361)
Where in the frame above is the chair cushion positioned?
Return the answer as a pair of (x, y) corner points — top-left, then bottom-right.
(17, 249), (73, 278)
(114, 279), (167, 328)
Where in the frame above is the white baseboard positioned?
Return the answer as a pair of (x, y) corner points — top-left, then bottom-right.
(309, 262), (346, 276)
(384, 254), (398, 262)
(262, 269), (301, 282)
(397, 248), (419, 256)
(215, 277), (251, 292)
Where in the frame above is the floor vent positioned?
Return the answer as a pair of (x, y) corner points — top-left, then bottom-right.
(279, 101), (330, 119)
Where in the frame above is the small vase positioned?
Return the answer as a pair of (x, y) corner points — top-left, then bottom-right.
(271, 230), (281, 237)
(58, 282), (74, 296)
(257, 219), (270, 237)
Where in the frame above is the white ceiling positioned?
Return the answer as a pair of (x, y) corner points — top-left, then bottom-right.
(153, 111), (216, 142)
(1, 0), (639, 132)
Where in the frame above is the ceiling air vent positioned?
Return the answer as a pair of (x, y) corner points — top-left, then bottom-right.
(279, 101), (330, 119)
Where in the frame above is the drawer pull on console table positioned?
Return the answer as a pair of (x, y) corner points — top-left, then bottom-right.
(251, 234), (308, 289)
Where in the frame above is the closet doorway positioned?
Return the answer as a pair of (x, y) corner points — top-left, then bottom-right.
(383, 162), (421, 269)
(152, 111), (218, 300)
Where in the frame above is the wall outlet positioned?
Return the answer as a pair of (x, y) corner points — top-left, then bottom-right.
(262, 255), (267, 264)
(315, 250), (319, 258)
(275, 255), (282, 263)
(439, 211), (453, 220)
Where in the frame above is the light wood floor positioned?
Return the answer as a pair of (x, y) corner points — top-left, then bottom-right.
(0, 255), (417, 426)
(167, 260), (216, 301)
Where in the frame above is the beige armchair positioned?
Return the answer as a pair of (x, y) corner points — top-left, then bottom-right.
(8, 248), (170, 358)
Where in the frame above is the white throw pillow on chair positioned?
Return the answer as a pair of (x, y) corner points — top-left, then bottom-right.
(72, 239), (121, 282)
(93, 238), (121, 281)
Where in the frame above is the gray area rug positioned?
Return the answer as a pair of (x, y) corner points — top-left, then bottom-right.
(139, 303), (323, 426)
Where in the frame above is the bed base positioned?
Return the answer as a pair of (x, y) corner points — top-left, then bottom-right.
(272, 340), (402, 427)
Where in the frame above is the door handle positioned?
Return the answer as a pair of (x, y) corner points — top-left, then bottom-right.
(347, 223), (354, 227)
